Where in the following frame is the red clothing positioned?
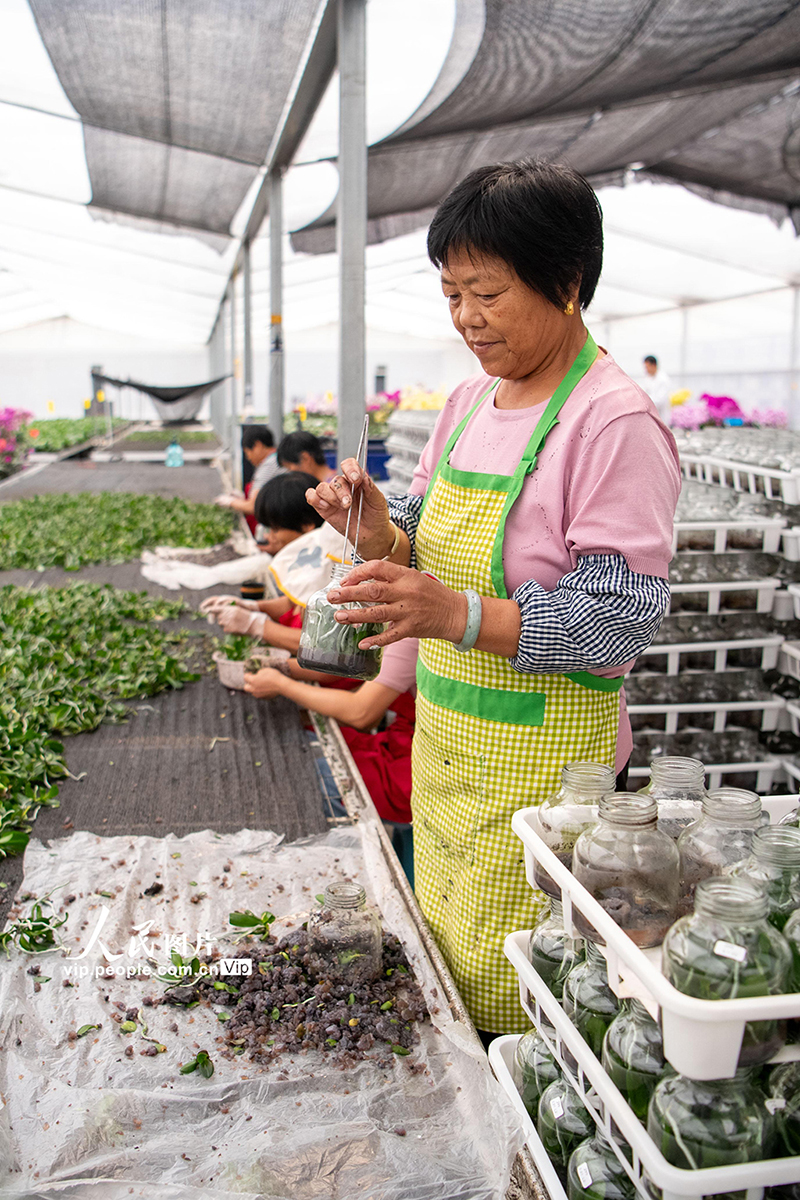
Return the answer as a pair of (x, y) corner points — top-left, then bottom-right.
(340, 691), (415, 824)
(243, 482), (258, 536)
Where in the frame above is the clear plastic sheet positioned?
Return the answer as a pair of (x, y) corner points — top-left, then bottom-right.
(0, 826), (523, 1199)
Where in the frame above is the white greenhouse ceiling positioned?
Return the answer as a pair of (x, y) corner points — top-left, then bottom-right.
(0, 0), (799, 347)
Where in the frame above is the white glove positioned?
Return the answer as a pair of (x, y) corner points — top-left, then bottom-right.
(199, 595), (260, 615)
(213, 494), (234, 507)
(217, 606), (267, 637)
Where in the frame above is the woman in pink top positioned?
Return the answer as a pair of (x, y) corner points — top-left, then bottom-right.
(307, 159), (681, 1039)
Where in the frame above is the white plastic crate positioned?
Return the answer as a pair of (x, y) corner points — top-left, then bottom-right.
(505, 929), (800, 1200)
(627, 695), (785, 735)
(780, 640), (800, 680)
(672, 517), (784, 555)
(511, 798), (800, 1082)
(668, 577), (780, 615)
(786, 585), (800, 621)
(638, 634), (783, 675)
(627, 758), (783, 792)
(680, 453), (800, 505)
(487, 1036), (569, 1200)
(783, 528), (800, 562)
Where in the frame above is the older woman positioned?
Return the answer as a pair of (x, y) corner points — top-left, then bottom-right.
(307, 159), (681, 1037)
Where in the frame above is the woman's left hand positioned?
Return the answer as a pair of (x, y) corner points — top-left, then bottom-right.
(243, 667), (286, 699)
(327, 560), (467, 649)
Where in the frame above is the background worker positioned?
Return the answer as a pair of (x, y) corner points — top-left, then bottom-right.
(641, 354), (673, 424)
(214, 426), (279, 531)
(202, 471), (340, 654)
(277, 431), (336, 483)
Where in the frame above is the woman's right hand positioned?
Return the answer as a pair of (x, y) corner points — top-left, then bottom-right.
(305, 458), (393, 560)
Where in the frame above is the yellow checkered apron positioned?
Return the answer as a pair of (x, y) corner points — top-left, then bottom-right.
(412, 335), (621, 1033)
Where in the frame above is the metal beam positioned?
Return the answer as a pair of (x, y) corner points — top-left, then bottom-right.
(790, 285), (800, 421)
(337, 0), (367, 462)
(269, 170), (285, 439)
(243, 241), (253, 409)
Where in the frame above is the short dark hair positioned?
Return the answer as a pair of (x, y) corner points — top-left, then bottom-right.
(277, 431), (327, 467)
(254, 471), (323, 532)
(644, 355), (658, 367)
(427, 158), (603, 311)
(241, 424), (275, 451)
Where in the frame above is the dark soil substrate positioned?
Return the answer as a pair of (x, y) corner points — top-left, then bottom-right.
(0, 460), (223, 503)
(152, 928), (428, 1070)
(297, 648), (381, 681)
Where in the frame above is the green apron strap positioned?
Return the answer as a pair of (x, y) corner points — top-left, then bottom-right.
(490, 333), (598, 596)
(420, 379), (500, 517)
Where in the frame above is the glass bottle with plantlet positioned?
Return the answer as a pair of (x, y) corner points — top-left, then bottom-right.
(513, 1027), (560, 1118)
(727, 825), (800, 931)
(647, 1068), (777, 1191)
(534, 762), (615, 897)
(307, 882), (382, 986)
(602, 998), (669, 1123)
(297, 564), (385, 680)
(767, 1061), (800, 1157)
(567, 1134), (636, 1200)
(562, 941), (620, 1063)
(662, 877), (792, 1067)
(537, 1078), (594, 1178)
(572, 794), (680, 948)
(528, 897), (585, 1001)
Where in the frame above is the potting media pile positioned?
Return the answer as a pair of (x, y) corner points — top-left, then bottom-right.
(0, 824), (522, 1198)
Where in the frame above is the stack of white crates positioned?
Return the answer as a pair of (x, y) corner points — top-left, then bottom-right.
(490, 796), (800, 1200)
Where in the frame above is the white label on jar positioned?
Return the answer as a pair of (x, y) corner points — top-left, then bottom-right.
(550, 1096), (565, 1119)
(577, 1163), (593, 1188)
(766, 1097), (787, 1115)
(713, 939), (747, 963)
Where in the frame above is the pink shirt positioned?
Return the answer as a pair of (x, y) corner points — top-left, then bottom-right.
(408, 351), (681, 771)
(375, 637), (419, 695)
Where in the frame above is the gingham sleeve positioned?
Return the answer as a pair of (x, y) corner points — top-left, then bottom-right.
(387, 493), (423, 569)
(509, 553), (670, 674)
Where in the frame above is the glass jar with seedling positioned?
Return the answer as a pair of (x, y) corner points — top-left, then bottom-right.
(572, 794), (680, 948)
(637, 756), (707, 839)
(307, 882), (382, 987)
(537, 1078), (595, 1179)
(297, 563), (385, 680)
(662, 877), (791, 1067)
(647, 1069), (776, 1188)
(528, 897), (585, 1001)
(767, 1061), (800, 1157)
(513, 1027), (561, 1118)
(602, 998), (669, 1123)
(562, 941), (620, 1062)
(677, 788), (763, 916)
(727, 825), (800, 931)
(783, 908), (800, 992)
(567, 1134), (636, 1200)
(534, 762), (615, 897)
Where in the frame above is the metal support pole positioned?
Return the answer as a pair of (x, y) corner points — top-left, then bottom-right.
(679, 304), (690, 388)
(269, 169), (285, 441)
(790, 285), (800, 428)
(337, 0), (367, 463)
(229, 282), (241, 487)
(243, 240), (253, 412)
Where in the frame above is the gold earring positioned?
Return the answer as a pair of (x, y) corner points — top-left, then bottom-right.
(564, 301), (575, 316)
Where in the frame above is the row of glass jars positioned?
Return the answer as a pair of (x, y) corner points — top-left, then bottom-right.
(515, 1016), (800, 1197)
(535, 758), (800, 948)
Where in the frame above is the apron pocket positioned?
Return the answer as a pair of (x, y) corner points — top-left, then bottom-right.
(412, 726), (485, 871)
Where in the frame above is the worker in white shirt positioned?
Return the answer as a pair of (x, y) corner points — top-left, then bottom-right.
(642, 355), (673, 424)
(214, 425), (280, 532)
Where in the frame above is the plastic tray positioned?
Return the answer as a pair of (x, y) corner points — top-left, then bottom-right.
(638, 634), (783, 675)
(505, 929), (800, 1200)
(668, 577), (780, 615)
(672, 517), (784, 555)
(627, 695), (785, 735)
(680, 453), (800, 505)
(626, 758), (783, 793)
(487, 1036), (569, 1200)
(511, 798), (800, 1081)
